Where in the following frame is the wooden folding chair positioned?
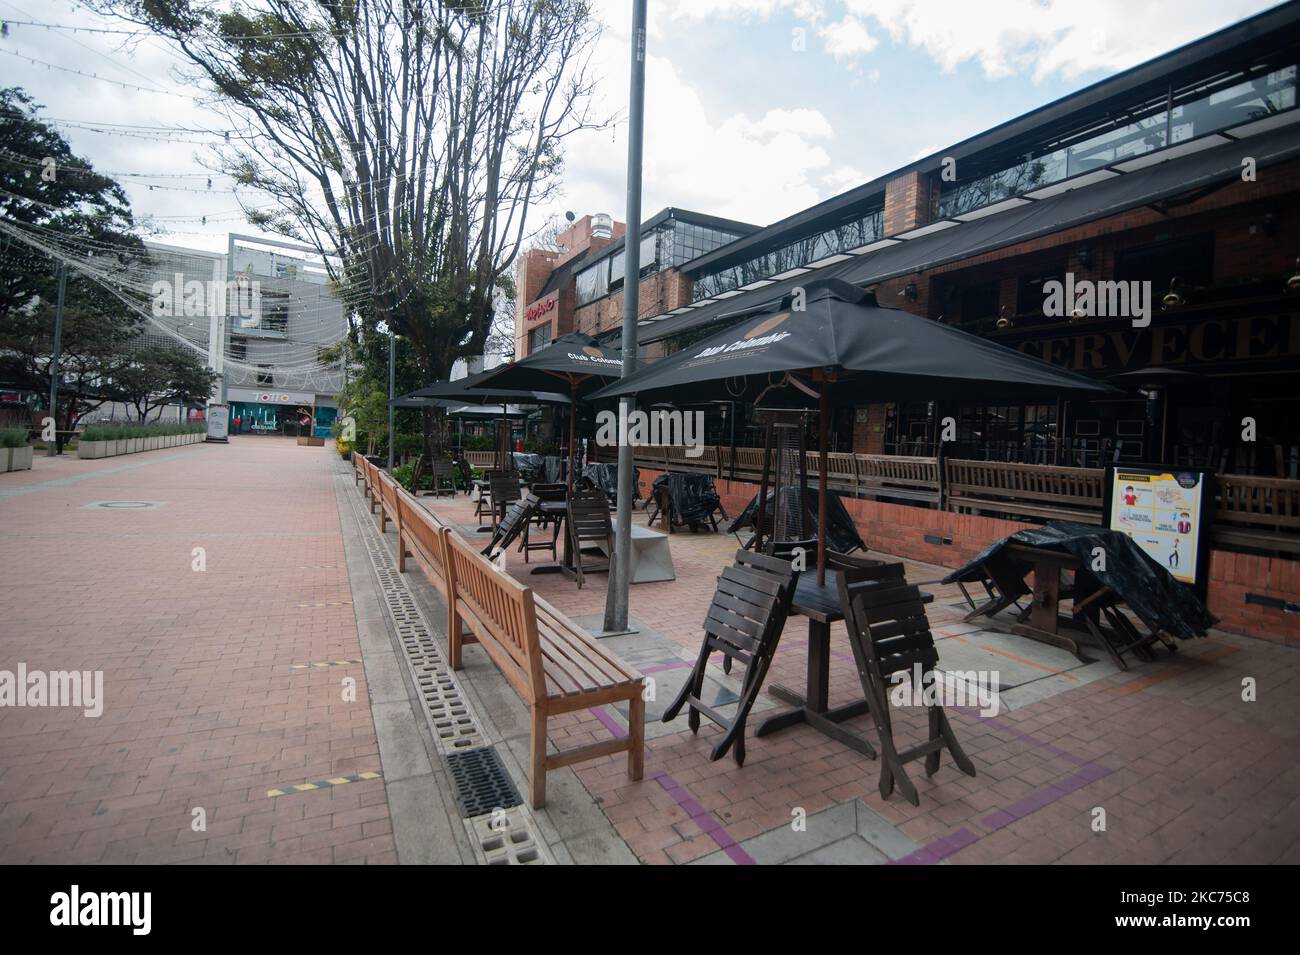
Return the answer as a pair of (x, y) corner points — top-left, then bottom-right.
(567, 489), (613, 589)
(481, 492), (540, 561)
(838, 563), (976, 805)
(426, 458), (457, 498)
(662, 549), (796, 766)
(487, 474), (522, 530)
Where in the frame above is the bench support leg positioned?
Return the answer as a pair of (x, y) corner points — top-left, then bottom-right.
(628, 689), (645, 782)
(397, 530), (406, 572)
(530, 705), (548, 809)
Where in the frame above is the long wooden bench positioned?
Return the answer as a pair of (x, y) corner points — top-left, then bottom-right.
(1213, 474), (1300, 555)
(444, 531), (645, 808)
(945, 459), (1102, 523)
(376, 468), (401, 535)
(393, 487), (457, 640)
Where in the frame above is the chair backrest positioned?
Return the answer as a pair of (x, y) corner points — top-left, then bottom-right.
(431, 457), (455, 478)
(531, 482), (567, 503)
(444, 531), (543, 700)
(489, 474), (522, 507)
(706, 550), (796, 658)
(837, 563), (935, 679)
(395, 487), (450, 593)
(568, 489), (613, 542)
(483, 493), (540, 557)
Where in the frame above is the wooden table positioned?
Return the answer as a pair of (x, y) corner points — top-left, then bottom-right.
(964, 542), (1171, 669)
(527, 500), (571, 576)
(754, 572), (934, 759)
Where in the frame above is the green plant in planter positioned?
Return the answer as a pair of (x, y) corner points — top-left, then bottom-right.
(1, 427), (29, 448)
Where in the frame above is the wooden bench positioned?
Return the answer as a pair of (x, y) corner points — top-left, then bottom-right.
(857, 454), (941, 506)
(376, 468), (401, 535)
(444, 532), (645, 807)
(393, 487), (456, 640)
(1213, 474), (1300, 555)
(361, 457), (379, 514)
(944, 459), (1102, 523)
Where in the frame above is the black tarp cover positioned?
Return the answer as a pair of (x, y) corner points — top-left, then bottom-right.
(942, 521), (1215, 640)
(729, 487), (866, 554)
(652, 473), (722, 527)
(580, 463), (640, 501)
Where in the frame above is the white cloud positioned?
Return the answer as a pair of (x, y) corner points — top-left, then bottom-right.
(818, 16), (878, 63)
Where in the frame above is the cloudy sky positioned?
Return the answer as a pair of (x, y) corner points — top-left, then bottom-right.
(0, 0), (1282, 253)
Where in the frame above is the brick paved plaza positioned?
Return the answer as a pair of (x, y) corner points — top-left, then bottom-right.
(2, 438), (1298, 865)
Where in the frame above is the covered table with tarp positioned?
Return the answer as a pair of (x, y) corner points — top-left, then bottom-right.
(580, 462), (640, 502)
(730, 486), (866, 555)
(649, 473), (726, 532)
(943, 520), (1216, 669)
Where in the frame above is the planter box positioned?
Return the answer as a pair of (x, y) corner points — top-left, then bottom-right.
(2, 446), (33, 472)
(77, 432), (202, 459)
(297, 436), (326, 447)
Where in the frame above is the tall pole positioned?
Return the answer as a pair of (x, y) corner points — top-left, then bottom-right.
(46, 262), (67, 457)
(603, 0), (647, 635)
(387, 325), (395, 472)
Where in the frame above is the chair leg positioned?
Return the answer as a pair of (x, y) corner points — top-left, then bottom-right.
(628, 690), (645, 781)
(529, 705), (548, 809)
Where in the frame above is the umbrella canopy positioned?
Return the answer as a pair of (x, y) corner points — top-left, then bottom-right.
(388, 393), (462, 409)
(409, 367), (571, 407)
(592, 279), (1120, 406)
(473, 333), (624, 488)
(591, 278), (1123, 583)
(474, 333), (624, 396)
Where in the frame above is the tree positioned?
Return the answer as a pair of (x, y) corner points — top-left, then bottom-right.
(0, 87), (147, 432)
(95, 0), (606, 381)
(110, 344), (217, 423)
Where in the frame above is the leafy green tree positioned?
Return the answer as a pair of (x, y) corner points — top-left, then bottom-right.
(110, 344), (217, 423)
(93, 0), (605, 381)
(0, 87), (147, 432)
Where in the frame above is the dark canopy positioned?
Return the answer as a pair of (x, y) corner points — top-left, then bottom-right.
(409, 366), (571, 406)
(591, 279), (1122, 407)
(474, 333), (623, 397)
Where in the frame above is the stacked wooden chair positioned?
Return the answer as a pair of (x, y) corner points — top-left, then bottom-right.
(481, 492), (540, 562)
(425, 457), (457, 498)
(567, 489), (614, 589)
(837, 562), (976, 805)
(662, 550), (797, 766)
(487, 473), (522, 530)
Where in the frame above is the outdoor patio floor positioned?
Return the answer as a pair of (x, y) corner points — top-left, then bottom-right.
(420, 488), (1300, 865)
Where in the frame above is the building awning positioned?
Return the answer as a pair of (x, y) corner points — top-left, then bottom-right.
(634, 119), (1300, 345)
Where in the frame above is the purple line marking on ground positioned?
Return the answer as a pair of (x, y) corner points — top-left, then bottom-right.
(589, 705), (628, 739)
(640, 659), (694, 675)
(653, 771), (756, 865)
(890, 828), (979, 865)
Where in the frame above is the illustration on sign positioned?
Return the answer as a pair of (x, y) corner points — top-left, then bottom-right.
(1108, 469), (1206, 586)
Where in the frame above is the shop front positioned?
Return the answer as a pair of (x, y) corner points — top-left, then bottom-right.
(227, 388), (338, 439)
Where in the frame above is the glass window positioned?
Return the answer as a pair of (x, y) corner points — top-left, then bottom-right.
(576, 257), (609, 305)
(1172, 65), (1296, 142)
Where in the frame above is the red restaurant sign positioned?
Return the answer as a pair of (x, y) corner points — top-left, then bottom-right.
(526, 294), (557, 323)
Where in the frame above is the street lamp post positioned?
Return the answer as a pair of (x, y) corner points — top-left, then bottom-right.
(387, 324), (396, 472)
(46, 261), (67, 457)
(603, 0), (647, 634)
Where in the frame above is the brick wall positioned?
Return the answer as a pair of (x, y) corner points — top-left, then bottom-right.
(883, 170), (937, 236)
(637, 468), (1300, 648)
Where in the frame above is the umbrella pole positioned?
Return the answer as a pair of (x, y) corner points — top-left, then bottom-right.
(817, 386), (829, 588)
(568, 382), (578, 492)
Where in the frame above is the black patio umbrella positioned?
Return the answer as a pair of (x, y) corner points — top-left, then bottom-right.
(592, 278), (1123, 583)
(402, 369), (570, 469)
(472, 333), (624, 488)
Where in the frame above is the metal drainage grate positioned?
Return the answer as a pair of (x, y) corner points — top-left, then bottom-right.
(444, 745), (523, 818)
(465, 806), (549, 865)
(84, 500), (164, 509)
(345, 474), (486, 753)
